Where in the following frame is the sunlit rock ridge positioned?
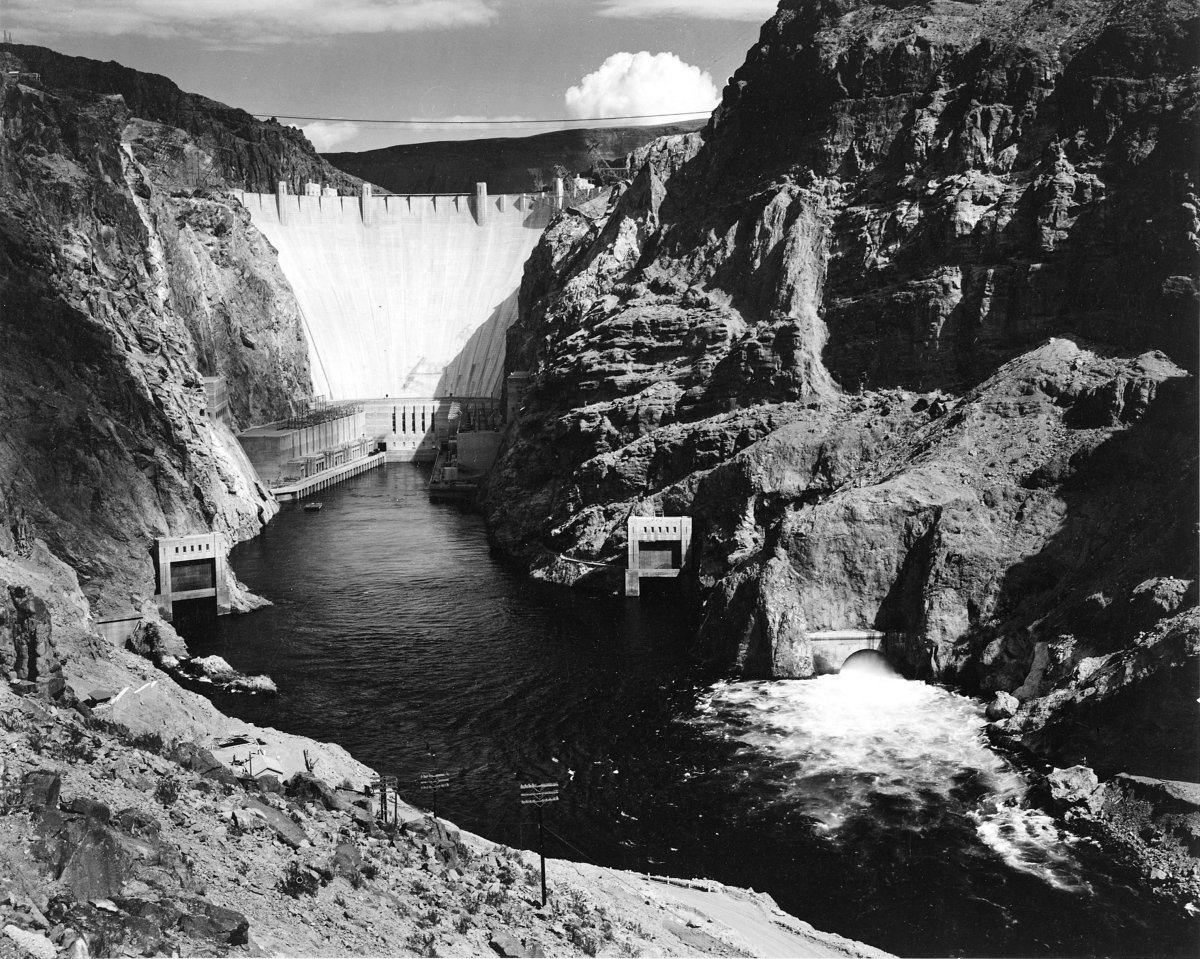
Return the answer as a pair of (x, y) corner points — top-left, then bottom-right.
(485, 0), (1200, 778)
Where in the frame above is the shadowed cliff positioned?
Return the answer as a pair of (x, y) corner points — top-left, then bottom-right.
(484, 0), (1199, 783)
(0, 43), (361, 195)
(0, 48), (333, 612)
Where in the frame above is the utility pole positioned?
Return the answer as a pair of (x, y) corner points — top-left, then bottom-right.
(520, 782), (560, 907)
(374, 775), (397, 824)
(420, 772), (450, 820)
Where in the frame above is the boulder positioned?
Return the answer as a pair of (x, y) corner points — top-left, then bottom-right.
(342, 803), (375, 831)
(1046, 765), (1103, 813)
(1104, 774), (1200, 856)
(228, 674), (278, 695)
(20, 771), (61, 811)
(489, 931), (529, 957)
(62, 798), (111, 823)
(985, 691), (1019, 721)
(238, 800), (308, 849)
(61, 827), (133, 901)
(178, 656), (277, 695)
(3, 587), (66, 700)
(285, 772), (349, 812)
(254, 774), (284, 793)
(167, 741), (235, 784)
(44, 900), (166, 958)
(3, 925), (56, 959)
(114, 807), (161, 841)
(35, 813), (132, 901)
(126, 620), (188, 666)
(404, 816), (460, 868)
(181, 655), (237, 683)
(330, 842), (362, 882)
(175, 898), (249, 945)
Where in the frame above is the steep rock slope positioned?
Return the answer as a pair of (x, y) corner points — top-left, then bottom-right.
(0, 50), (335, 614)
(1, 43), (360, 195)
(485, 0), (1199, 777)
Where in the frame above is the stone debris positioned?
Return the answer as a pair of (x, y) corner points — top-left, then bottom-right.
(2, 925), (55, 959)
(0, 673), (873, 958)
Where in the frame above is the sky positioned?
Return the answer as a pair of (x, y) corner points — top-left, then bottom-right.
(1, 0), (779, 152)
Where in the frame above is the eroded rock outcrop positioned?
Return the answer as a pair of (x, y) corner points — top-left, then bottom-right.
(0, 50), (336, 614)
(0, 586), (65, 699)
(0, 43), (359, 196)
(485, 0), (1199, 779)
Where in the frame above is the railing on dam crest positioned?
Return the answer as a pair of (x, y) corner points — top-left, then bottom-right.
(236, 178), (607, 229)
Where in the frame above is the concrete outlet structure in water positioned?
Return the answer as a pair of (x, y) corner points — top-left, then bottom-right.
(807, 630), (890, 674)
(154, 532), (230, 620)
(625, 516), (694, 597)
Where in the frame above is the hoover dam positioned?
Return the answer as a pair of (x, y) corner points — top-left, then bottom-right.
(237, 183), (563, 402)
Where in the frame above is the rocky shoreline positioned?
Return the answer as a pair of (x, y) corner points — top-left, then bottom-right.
(0, 539), (890, 958)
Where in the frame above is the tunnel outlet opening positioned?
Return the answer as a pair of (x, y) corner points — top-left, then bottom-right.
(840, 648), (898, 676)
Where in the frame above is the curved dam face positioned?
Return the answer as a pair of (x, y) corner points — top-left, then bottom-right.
(237, 187), (558, 400)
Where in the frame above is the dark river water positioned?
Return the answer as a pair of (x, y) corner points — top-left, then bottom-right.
(183, 464), (1196, 957)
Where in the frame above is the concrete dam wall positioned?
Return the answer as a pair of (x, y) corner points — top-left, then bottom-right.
(237, 186), (560, 400)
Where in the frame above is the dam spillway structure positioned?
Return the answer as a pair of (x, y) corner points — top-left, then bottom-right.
(235, 181), (578, 404)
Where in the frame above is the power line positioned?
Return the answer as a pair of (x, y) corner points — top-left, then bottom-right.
(251, 110), (712, 126)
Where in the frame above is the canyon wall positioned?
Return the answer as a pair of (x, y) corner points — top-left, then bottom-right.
(1, 44), (359, 196)
(485, 0), (1199, 778)
(0, 49), (338, 618)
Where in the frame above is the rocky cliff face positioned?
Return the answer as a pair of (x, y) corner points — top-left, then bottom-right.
(1, 44), (360, 195)
(485, 0), (1199, 778)
(0, 48), (340, 617)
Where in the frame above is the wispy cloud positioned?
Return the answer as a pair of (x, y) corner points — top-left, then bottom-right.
(565, 52), (717, 124)
(597, 0), (776, 20)
(3, 0), (498, 45)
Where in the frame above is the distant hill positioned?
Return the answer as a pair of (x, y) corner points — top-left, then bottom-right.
(324, 123), (704, 194)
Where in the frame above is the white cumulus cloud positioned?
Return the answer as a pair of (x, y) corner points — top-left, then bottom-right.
(565, 52), (718, 123)
(3, 0), (498, 45)
(597, 0), (777, 21)
(300, 121), (363, 152)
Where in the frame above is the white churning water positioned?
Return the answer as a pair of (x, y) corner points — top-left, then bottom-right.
(692, 673), (1095, 893)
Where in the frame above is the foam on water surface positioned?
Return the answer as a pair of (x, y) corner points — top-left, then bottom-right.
(694, 674), (1093, 892)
